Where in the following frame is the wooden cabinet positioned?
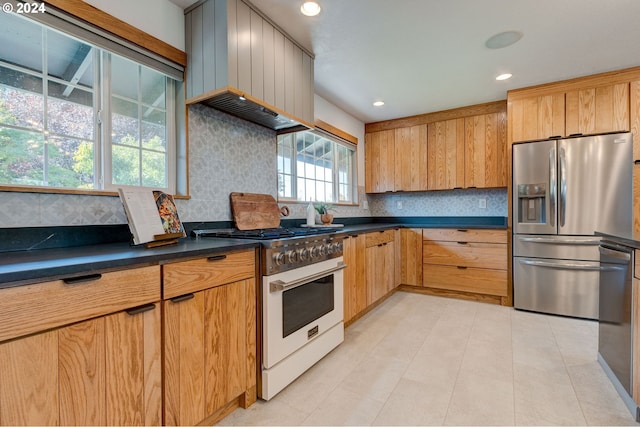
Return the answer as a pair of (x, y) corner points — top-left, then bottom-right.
(394, 125), (428, 191)
(509, 83), (629, 143)
(565, 83), (629, 136)
(343, 234), (366, 325)
(0, 267), (162, 426)
(509, 93), (565, 142)
(365, 230), (396, 305)
(398, 228), (422, 287)
(422, 229), (508, 304)
(464, 112), (508, 188)
(162, 249), (257, 426)
(365, 129), (395, 193)
(427, 118), (465, 190)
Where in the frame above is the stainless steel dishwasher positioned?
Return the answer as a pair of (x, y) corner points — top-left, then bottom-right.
(598, 241), (638, 421)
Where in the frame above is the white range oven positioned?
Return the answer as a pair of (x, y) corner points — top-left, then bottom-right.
(193, 227), (345, 400)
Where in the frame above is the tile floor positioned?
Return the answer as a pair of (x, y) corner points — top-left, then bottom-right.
(218, 292), (638, 426)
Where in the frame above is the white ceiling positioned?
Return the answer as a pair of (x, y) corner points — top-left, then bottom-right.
(171, 0), (640, 124)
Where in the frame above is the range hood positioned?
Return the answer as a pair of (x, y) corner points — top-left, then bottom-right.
(186, 87), (312, 133)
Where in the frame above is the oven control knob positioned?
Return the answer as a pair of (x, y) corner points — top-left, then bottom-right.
(327, 243), (335, 254)
(299, 248), (310, 261)
(335, 242), (343, 254)
(320, 245), (328, 256)
(273, 252), (286, 266)
(310, 246), (320, 258)
(286, 250), (298, 263)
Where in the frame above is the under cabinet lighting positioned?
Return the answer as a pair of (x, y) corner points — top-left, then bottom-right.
(301, 1), (321, 16)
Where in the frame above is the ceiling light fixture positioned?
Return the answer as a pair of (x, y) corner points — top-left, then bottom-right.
(300, 1), (321, 16)
(485, 31), (523, 49)
(373, 101), (385, 107)
(496, 73), (512, 81)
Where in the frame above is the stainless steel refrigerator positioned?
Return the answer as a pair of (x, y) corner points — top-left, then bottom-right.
(512, 132), (633, 320)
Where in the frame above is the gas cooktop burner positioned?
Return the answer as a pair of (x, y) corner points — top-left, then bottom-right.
(192, 227), (337, 240)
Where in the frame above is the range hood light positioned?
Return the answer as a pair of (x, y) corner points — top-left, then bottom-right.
(300, 1), (321, 16)
(238, 95), (246, 101)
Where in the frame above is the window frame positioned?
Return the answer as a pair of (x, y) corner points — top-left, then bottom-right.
(0, 0), (186, 196)
(277, 126), (358, 206)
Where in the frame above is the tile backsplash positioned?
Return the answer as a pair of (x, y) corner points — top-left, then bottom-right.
(0, 105), (506, 228)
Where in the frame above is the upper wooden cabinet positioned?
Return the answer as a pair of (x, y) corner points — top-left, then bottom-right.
(365, 101), (507, 193)
(509, 93), (565, 142)
(185, 0), (314, 129)
(427, 118), (465, 190)
(365, 129), (395, 193)
(565, 83), (629, 136)
(508, 79), (631, 143)
(394, 125), (428, 191)
(464, 111), (508, 188)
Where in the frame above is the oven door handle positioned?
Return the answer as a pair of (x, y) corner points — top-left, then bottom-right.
(270, 262), (347, 293)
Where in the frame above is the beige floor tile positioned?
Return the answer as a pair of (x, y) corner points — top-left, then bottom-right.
(445, 373), (515, 426)
(301, 385), (385, 426)
(373, 378), (450, 426)
(216, 292), (636, 427)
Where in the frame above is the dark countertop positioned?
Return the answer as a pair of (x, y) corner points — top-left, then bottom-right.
(1, 217), (507, 289)
(596, 231), (640, 250)
(0, 238), (260, 289)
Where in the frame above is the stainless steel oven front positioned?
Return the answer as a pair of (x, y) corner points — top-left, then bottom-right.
(261, 256), (345, 400)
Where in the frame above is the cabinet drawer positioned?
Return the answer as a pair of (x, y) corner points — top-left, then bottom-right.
(423, 265), (507, 296)
(163, 250), (255, 299)
(0, 266), (160, 343)
(422, 228), (507, 244)
(423, 241), (507, 270)
(365, 230), (395, 247)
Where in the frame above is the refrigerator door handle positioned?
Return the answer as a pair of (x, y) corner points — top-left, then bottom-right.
(516, 236), (601, 245)
(558, 146), (567, 227)
(518, 258), (624, 271)
(549, 146), (556, 228)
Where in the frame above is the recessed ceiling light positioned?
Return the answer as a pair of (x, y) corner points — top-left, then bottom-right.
(485, 31), (523, 49)
(300, 1), (321, 16)
(496, 73), (512, 81)
(373, 101), (385, 107)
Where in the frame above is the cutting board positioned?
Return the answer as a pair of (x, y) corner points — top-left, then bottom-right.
(230, 192), (281, 230)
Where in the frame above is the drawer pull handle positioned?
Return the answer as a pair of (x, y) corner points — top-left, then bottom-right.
(63, 274), (102, 285)
(207, 255), (227, 262)
(456, 266), (468, 269)
(457, 241), (468, 245)
(125, 303), (156, 316)
(456, 229), (468, 232)
(170, 293), (195, 303)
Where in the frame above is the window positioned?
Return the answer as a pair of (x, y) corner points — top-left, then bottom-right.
(277, 129), (357, 204)
(0, 10), (181, 192)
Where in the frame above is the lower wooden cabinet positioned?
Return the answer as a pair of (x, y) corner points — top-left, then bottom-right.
(162, 250), (257, 426)
(365, 230), (396, 305)
(398, 228), (423, 286)
(0, 302), (162, 426)
(422, 228), (508, 304)
(343, 234), (366, 324)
